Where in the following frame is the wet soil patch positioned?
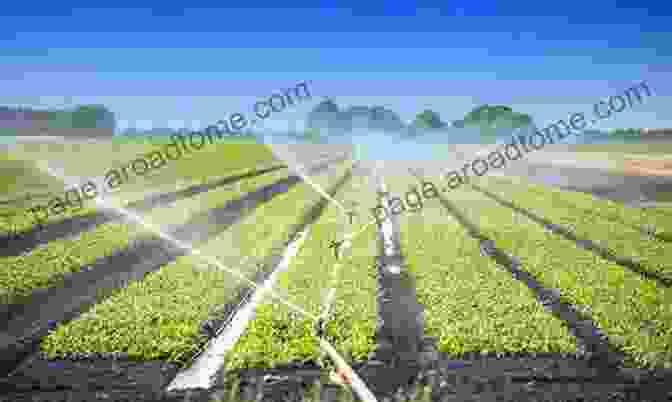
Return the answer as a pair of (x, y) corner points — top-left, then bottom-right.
(368, 173), (433, 374)
(4, 356), (668, 401)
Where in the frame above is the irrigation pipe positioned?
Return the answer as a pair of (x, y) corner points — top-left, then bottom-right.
(35, 159), (377, 401)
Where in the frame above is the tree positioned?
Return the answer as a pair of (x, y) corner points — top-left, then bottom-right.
(412, 109), (447, 129)
(609, 128), (642, 143)
(0, 104), (116, 137)
(459, 105), (534, 139)
(306, 98), (354, 135)
(367, 106), (405, 131)
(302, 128), (324, 143)
(71, 104), (116, 131)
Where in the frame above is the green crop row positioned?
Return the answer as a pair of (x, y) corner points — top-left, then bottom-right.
(0, 221), (144, 306)
(4, 140), (278, 193)
(41, 161), (354, 366)
(435, 177), (672, 368)
(0, 167), (292, 305)
(0, 141), (280, 236)
(480, 174), (672, 237)
(474, 176), (672, 280)
(225, 169), (378, 370)
(384, 174), (577, 355)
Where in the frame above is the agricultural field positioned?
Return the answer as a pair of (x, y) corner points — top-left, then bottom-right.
(384, 175), (578, 356)
(570, 142), (672, 155)
(40, 160), (354, 365)
(225, 169), (380, 370)
(434, 174), (672, 369)
(481, 175), (672, 234)
(473, 175), (672, 280)
(513, 144), (672, 185)
(0, 138), (281, 236)
(0, 167), (294, 306)
(2, 142), (672, 402)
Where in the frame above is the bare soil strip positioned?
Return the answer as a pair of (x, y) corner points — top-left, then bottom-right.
(350, 163), (430, 398)
(2, 357), (671, 402)
(238, 357), (670, 402)
(622, 158), (672, 177)
(0, 157), (345, 380)
(501, 161), (672, 207)
(11, 355), (662, 402)
(0, 163), (287, 258)
(471, 183), (672, 288)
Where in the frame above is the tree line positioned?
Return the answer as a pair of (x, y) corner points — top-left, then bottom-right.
(0, 104), (116, 136)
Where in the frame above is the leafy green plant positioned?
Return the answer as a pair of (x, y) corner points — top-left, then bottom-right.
(477, 175), (672, 280)
(387, 175), (577, 355)
(0, 141), (281, 235)
(41, 162), (353, 365)
(0, 168), (293, 303)
(439, 178), (672, 368)
(225, 170), (377, 370)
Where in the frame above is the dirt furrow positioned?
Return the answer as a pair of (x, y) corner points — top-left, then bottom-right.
(351, 163), (431, 399)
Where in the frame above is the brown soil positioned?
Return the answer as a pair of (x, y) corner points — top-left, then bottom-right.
(622, 159), (672, 177)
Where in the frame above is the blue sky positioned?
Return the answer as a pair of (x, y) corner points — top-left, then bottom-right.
(1, 1), (671, 133)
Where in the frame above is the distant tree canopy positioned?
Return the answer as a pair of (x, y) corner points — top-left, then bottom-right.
(0, 104), (116, 136)
(610, 128), (643, 137)
(306, 99), (405, 134)
(603, 128), (643, 143)
(304, 101), (540, 142)
(71, 105), (116, 131)
(454, 104), (534, 137)
(301, 128), (325, 143)
(412, 109), (447, 129)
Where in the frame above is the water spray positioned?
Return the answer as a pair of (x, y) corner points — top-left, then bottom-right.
(31, 156), (378, 402)
(259, 137), (350, 220)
